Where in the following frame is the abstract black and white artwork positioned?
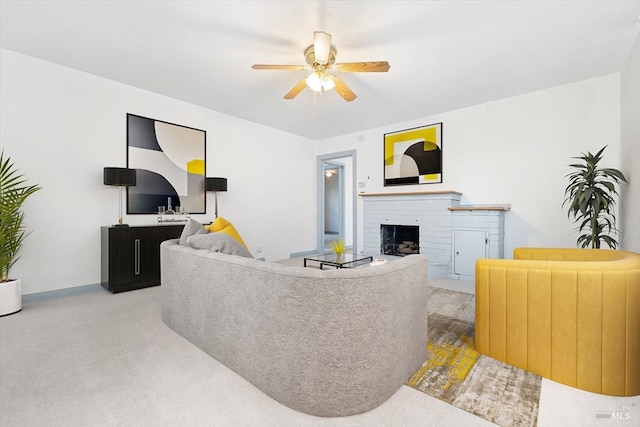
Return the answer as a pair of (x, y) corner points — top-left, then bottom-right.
(126, 114), (206, 214)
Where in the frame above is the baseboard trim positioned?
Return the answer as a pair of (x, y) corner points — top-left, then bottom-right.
(289, 249), (319, 258)
(23, 283), (103, 303)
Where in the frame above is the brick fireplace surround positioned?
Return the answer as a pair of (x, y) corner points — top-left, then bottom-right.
(361, 191), (509, 279)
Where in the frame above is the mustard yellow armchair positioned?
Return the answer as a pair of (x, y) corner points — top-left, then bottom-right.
(475, 248), (640, 397)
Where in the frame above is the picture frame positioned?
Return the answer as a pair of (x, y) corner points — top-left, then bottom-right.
(126, 113), (206, 214)
(383, 122), (443, 186)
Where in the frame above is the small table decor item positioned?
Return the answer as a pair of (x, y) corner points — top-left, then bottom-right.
(156, 198), (190, 224)
(329, 238), (345, 259)
(157, 215), (190, 225)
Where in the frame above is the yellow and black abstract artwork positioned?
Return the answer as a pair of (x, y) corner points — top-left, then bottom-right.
(384, 122), (442, 186)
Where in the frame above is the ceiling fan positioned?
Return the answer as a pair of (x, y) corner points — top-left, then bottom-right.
(251, 31), (390, 102)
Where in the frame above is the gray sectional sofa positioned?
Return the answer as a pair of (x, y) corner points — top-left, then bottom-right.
(160, 239), (429, 417)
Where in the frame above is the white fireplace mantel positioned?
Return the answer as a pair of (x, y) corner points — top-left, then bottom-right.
(360, 190), (463, 198)
(361, 191), (508, 280)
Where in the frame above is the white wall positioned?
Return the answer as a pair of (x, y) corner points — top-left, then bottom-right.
(2, 48), (633, 296)
(621, 35), (640, 253)
(0, 49), (317, 295)
(317, 74), (624, 258)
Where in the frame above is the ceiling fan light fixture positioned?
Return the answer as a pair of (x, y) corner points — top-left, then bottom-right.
(305, 72), (322, 92)
(321, 74), (335, 91)
(252, 30), (389, 102)
(305, 71), (334, 93)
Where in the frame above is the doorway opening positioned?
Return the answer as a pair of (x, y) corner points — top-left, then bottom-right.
(317, 150), (357, 255)
(324, 161), (344, 250)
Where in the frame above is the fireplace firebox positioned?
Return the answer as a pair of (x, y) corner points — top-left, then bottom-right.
(380, 225), (419, 256)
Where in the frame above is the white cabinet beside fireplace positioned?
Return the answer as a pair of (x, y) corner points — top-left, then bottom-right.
(452, 229), (488, 279)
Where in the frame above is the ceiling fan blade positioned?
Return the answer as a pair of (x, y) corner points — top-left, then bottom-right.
(252, 64), (306, 71)
(330, 75), (357, 102)
(333, 61), (390, 73)
(313, 31), (332, 64)
(283, 77), (308, 100)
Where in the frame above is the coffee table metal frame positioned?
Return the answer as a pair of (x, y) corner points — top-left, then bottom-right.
(303, 254), (374, 270)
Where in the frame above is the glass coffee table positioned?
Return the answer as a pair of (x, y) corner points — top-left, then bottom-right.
(303, 253), (373, 269)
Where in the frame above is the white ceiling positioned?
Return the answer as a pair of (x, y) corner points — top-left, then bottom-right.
(2, 1), (639, 140)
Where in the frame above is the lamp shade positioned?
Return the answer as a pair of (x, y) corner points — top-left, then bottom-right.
(206, 177), (227, 192)
(103, 167), (136, 187)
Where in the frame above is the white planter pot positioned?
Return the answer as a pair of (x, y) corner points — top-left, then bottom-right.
(0, 279), (22, 316)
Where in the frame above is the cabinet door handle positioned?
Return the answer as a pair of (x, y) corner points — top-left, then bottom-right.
(134, 239), (141, 275)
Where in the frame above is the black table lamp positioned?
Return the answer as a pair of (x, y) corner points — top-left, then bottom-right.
(205, 177), (227, 218)
(104, 167), (136, 227)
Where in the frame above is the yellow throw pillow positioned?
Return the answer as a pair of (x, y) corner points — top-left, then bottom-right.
(206, 216), (248, 250)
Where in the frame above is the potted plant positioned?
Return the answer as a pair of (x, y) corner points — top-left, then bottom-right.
(329, 238), (345, 260)
(563, 145), (627, 249)
(0, 151), (40, 316)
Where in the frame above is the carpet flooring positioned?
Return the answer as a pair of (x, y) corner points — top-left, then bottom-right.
(0, 283), (496, 427)
(2, 278), (639, 426)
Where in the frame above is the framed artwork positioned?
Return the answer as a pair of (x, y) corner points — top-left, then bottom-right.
(383, 122), (443, 186)
(126, 113), (206, 214)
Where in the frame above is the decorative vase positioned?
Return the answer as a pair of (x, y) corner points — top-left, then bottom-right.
(0, 279), (21, 316)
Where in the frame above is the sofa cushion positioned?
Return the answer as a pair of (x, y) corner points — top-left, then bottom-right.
(205, 216), (248, 249)
(179, 218), (208, 245)
(187, 232), (253, 258)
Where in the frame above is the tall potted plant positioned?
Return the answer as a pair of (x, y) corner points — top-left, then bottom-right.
(0, 151), (40, 316)
(563, 146), (627, 249)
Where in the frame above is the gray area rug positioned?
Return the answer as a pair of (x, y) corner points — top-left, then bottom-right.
(408, 287), (541, 427)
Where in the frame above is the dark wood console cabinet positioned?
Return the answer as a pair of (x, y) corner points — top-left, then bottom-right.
(101, 225), (184, 293)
